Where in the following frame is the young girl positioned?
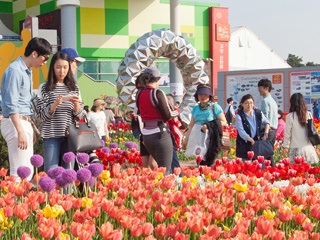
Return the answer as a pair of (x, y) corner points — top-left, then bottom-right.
(36, 51), (86, 172)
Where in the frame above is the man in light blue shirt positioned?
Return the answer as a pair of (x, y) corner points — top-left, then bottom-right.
(1, 37), (51, 181)
(258, 78), (278, 165)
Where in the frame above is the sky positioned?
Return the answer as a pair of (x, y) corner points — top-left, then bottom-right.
(217, 0), (320, 64)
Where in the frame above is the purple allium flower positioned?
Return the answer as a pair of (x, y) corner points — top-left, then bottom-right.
(76, 153), (90, 165)
(39, 177), (56, 192)
(88, 163), (104, 177)
(17, 166), (31, 179)
(30, 154), (44, 168)
(62, 169), (77, 184)
(47, 167), (65, 179)
(102, 147), (110, 153)
(109, 142), (118, 149)
(63, 152), (76, 163)
(125, 141), (138, 150)
(100, 139), (105, 147)
(88, 177), (95, 187)
(55, 174), (67, 188)
(76, 168), (92, 183)
(125, 141), (134, 149)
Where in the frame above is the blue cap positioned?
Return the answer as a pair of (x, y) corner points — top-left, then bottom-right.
(60, 48), (85, 62)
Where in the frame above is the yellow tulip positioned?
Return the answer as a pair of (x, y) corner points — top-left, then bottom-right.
(81, 197), (93, 208)
(263, 209), (276, 220)
(41, 204), (64, 218)
(233, 182), (248, 192)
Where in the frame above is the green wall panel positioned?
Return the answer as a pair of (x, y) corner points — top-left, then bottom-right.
(105, 9), (128, 35)
(195, 26), (209, 51)
(80, 48), (127, 59)
(0, 2), (12, 13)
(13, 10), (26, 33)
(195, 6), (209, 27)
(40, 1), (57, 14)
(152, 24), (170, 31)
(105, 0), (128, 10)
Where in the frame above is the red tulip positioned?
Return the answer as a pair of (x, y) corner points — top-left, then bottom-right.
(196, 155), (203, 164)
(247, 151), (254, 160)
(257, 155), (264, 163)
(222, 157), (228, 164)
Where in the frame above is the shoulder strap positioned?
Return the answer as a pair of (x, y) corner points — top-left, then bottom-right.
(150, 88), (159, 108)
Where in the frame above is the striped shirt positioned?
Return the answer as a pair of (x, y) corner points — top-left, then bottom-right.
(36, 83), (85, 139)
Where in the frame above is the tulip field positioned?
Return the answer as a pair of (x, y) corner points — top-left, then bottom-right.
(1, 121), (320, 239)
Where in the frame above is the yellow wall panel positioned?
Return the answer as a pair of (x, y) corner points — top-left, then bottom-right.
(26, 0), (40, 9)
(80, 8), (105, 34)
(81, 34), (128, 49)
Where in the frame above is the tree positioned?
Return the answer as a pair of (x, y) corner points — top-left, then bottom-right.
(306, 61), (320, 66)
(286, 54), (305, 67)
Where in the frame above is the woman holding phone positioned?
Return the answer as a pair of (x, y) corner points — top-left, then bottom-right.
(36, 51), (86, 172)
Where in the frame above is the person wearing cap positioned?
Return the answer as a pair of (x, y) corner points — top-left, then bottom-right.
(87, 98), (109, 141)
(1, 37), (52, 181)
(136, 66), (179, 175)
(60, 48), (86, 76)
(35, 51), (86, 172)
(183, 84), (228, 166)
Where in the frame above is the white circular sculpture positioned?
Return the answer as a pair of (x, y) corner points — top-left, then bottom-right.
(116, 28), (209, 123)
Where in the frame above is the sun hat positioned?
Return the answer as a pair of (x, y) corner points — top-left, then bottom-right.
(144, 66), (161, 78)
(195, 85), (212, 96)
(93, 98), (106, 107)
(60, 48), (86, 62)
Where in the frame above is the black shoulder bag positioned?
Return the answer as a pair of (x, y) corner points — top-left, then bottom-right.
(307, 112), (320, 146)
(66, 116), (103, 153)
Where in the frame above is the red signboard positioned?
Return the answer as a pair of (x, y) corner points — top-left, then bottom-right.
(209, 7), (229, 95)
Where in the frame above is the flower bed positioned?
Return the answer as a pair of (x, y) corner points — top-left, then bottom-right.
(1, 152), (320, 239)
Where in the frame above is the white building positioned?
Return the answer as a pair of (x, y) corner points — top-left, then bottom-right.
(229, 26), (291, 70)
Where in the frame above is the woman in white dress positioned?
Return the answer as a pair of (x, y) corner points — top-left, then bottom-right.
(282, 93), (319, 164)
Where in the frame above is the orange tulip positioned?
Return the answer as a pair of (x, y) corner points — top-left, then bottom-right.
(255, 216), (274, 237)
(13, 203), (29, 220)
(278, 207), (293, 222)
(99, 222), (113, 239)
(108, 228), (123, 240)
(154, 211), (165, 222)
(88, 206), (101, 218)
(141, 222), (154, 236)
(154, 223), (166, 238)
(166, 223), (178, 237)
(302, 221), (314, 232)
(280, 184), (295, 198)
(187, 215), (204, 233)
(21, 233), (36, 240)
(38, 223), (55, 239)
(310, 204), (320, 220)
(174, 233), (189, 240)
(130, 223), (142, 238)
(271, 230), (285, 240)
(172, 191), (186, 206)
(294, 212), (307, 225)
(161, 204), (176, 218)
(205, 224), (222, 238)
